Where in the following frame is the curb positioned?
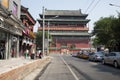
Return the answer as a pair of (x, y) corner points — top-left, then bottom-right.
(0, 56), (52, 80)
(22, 57), (52, 80)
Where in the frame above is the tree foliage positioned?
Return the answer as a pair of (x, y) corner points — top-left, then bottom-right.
(36, 31), (51, 49)
(36, 31), (43, 49)
(92, 15), (120, 51)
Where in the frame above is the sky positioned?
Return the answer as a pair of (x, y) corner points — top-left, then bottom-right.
(21, 0), (120, 32)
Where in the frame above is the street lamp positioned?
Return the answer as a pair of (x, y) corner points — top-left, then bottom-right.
(109, 3), (120, 8)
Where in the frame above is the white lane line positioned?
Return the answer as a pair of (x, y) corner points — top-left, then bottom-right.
(60, 55), (79, 80)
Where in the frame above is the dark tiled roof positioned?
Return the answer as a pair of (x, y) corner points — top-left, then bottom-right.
(44, 9), (87, 16)
(50, 32), (90, 36)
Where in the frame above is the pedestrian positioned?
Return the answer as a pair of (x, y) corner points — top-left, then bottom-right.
(0, 45), (4, 59)
(24, 49), (29, 59)
(39, 50), (42, 59)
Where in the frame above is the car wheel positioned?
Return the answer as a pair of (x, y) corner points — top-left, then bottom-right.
(102, 59), (105, 64)
(114, 61), (118, 68)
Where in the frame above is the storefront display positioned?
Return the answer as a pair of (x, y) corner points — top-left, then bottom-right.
(0, 31), (6, 59)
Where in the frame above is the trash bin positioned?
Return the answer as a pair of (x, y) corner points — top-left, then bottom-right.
(31, 54), (35, 59)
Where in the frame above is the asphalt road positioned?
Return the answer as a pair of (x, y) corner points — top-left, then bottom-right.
(35, 53), (120, 80)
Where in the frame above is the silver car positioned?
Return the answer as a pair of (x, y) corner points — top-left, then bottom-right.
(89, 52), (104, 62)
(102, 52), (120, 68)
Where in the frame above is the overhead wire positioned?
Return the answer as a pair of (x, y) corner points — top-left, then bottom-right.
(88, 0), (102, 14)
(84, 0), (102, 33)
(85, 0), (96, 13)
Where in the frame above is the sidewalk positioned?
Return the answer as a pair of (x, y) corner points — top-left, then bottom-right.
(0, 57), (34, 74)
(0, 56), (51, 80)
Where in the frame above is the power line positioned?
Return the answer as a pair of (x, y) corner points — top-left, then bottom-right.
(85, 0), (96, 13)
(88, 0), (102, 14)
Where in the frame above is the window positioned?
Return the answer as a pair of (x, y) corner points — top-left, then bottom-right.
(109, 53), (116, 56)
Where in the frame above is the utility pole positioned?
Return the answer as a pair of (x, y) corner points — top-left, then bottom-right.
(42, 7), (45, 56)
(47, 21), (50, 55)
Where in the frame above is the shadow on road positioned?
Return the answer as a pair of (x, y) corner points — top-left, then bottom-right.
(34, 62), (51, 80)
(90, 63), (120, 76)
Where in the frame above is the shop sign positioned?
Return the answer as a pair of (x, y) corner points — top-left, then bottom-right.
(1, 0), (9, 9)
(2, 23), (22, 36)
(29, 31), (35, 38)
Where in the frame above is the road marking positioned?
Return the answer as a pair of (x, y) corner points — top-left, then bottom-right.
(60, 55), (79, 80)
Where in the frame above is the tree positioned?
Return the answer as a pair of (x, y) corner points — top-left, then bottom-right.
(92, 15), (120, 51)
(36, 31), (43, 49)
(92, 17), (113, 46)
(36, 31), (51, 49)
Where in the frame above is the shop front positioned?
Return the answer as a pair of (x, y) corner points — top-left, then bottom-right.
(0, 31), (7, 59)
(0, 16), (23, 60)
(20, 30), (35, 58)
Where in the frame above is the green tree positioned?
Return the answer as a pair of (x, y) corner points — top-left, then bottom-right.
(92, 15), (120, 51)
(92, 17), (114, 46)
(36, 31), (51, 49)
(36, 31), (43, 49)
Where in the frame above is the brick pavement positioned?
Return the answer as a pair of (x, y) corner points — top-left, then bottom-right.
(0, 56), (51, 80)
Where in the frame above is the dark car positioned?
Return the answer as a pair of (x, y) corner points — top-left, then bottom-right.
(89, 52), (104, 62)
(102, 52), (120, 68)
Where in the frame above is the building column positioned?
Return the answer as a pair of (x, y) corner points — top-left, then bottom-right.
(8, 34), (12, 59)
(5, 33), (9, 59)
(16, 36), (19, 58)
(5, 33), (12, 59)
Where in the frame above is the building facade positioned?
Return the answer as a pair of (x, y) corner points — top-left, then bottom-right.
(20, 6), (36, 57)
(38, 9), (90, 53)
(0, 0), (23, 59)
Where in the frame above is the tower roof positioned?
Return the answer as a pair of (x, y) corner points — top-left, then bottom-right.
(44, 9), (88, 16)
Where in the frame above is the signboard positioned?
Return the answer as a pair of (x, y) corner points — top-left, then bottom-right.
(1, 0), (9, 9)
(12, 1), (17, 16)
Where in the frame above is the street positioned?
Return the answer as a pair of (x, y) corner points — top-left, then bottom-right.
(35, 53), (120, 80)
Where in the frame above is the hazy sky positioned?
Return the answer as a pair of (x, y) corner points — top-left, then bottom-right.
(21, 0), (120, 32)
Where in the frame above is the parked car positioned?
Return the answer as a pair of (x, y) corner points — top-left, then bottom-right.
(88, 52), (95, 61)
(81, 51), (89, 59)
(77, 51), (83, 58)
(71, 52), (78, 57)
(102, 52), (120, 68)
(89, 52), (104, 62)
